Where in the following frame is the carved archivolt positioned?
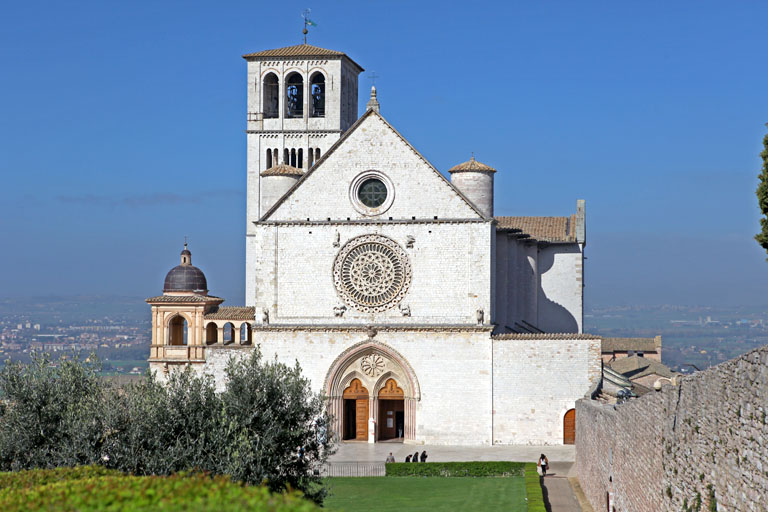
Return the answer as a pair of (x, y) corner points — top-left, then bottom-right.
(324, 341), (420, 401)
(332, 234), (412, 313)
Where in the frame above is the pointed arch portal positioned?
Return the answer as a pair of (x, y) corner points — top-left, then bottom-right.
(324, 340), (420, 443)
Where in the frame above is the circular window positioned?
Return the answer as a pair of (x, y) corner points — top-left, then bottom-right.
(357, 178), (387, 208)
(333, 234), (412, 313)
(349, 171), (395, 216)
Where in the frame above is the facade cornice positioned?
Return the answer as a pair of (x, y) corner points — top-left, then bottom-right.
(251, 323), (495, 333)
(254, 218), (491, 227)
(246, 129), (344, 135)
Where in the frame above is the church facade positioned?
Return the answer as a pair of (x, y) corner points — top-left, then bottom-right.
(146, 43), (602, 445)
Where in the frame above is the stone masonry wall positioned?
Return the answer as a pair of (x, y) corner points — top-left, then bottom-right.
(577, 345), (768, 512)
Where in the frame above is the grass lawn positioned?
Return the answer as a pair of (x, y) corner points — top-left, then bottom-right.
(324, 477), (527, 512)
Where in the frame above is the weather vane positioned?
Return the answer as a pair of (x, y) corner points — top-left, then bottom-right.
(301, 9), (317, 44)
(184, 235), (189, 248)
(368, 71), (380, 87)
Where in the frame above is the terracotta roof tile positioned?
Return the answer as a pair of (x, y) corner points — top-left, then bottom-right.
(204, 306), (255, 321)
(260, 163), (305, 177)
(243, 44), (345, 58)
(495, 216), (573, 242)
(448, 156), (496, 173)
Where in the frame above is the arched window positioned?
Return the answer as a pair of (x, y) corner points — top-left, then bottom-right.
(239, 323), (251, 345)
(223, 322), (235, 344)
(283, 148), (289, 164)
(308, 147), (314, 168)
(290, 148), (296, 167)
(263, 73), (279, 119)
(298, 148), (303, 169)
(266, 148), (272, 169)
(310, 72), (325, 117)
(205, 323), (218, 345)
(168, 315), (188, 346)
(285, 72), (303, 118)
(273, 148), (278, 164)
(315, 148), (321, 162)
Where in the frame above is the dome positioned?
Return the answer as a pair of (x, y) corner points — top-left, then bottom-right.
(163, 244), (208, 293)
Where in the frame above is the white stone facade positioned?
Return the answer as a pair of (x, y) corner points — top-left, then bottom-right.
(149, 43), (596, 446)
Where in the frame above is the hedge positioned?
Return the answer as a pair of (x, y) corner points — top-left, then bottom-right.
(523, 463), (546, 512)
(385, 461), (526, 477)
(0, 466), (318, 512)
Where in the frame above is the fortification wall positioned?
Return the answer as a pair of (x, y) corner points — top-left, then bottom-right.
(577, 345), (768, 512)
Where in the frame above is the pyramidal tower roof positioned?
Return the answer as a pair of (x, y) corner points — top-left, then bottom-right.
(242, 43), (363, 70)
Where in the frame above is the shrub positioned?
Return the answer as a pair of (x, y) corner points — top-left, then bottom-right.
(523, 463), (546, 512)
(386, 461), (526, 477)
(0, 466), (318, 512)
(0, 350), (334, 504)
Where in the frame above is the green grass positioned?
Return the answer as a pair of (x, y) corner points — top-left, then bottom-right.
(324, 477), (527, 512)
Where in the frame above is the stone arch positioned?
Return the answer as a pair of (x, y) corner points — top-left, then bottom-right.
(324, 340), (420, 443)
(165, 313), (190, 346)
(205, 322), (218, 345)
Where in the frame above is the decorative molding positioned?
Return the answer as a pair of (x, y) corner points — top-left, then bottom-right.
(360, 354), (385, 377)
(250, 323), (494, 333)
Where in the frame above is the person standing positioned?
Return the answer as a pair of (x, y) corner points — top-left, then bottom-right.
(405, 454), (411, 463)
(537, 454), (549, 476)
(386, 452), (395, 463)
(412, 451), (419, 462)
(420, 451), (427, 463)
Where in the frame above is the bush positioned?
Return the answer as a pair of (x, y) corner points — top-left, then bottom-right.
(386, 461), (526, 477)
(0, 350), (334, 504)
(523, 463), (546, 512)
(0, 466), (318, 512)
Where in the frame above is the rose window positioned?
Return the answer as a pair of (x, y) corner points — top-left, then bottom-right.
(333, 234), (412, 313)
(360, 354), (385, 376)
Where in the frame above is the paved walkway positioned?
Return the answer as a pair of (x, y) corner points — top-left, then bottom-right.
(330, 443), (584, 511)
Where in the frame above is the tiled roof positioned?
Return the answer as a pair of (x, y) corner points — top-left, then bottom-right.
(145, 295), (223, 303)
(243, 44), (344, 58)
(601, 337), (660, 353)
(448, 156), (496, 173)
(608, 355), (675, 380)
(260, 164), (305, 177)
(204, 306), (255, 321)
(492, 333), (599, 340)
(495, 216), (574, 242)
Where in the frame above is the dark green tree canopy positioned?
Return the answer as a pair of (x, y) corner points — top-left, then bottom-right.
(755, 130), (768, 256)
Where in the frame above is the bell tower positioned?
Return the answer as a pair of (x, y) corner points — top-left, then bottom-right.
(243, 43), (364, 226)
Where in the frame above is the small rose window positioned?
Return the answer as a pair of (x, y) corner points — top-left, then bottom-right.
(357, 178), (387, 208)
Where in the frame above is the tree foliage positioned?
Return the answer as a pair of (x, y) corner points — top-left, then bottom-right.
(0, 350), (333, 504)
(755, 130), (768, 255)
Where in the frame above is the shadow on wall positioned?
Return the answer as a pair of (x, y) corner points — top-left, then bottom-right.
(537, 246), (579, 333)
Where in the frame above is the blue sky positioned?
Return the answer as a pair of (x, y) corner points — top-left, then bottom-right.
(1, 0), (767, 307)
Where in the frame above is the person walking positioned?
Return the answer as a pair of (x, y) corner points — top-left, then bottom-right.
(405, 454), (411, 463)
(386, 452), (395, 463)
(537, 453), (549, 476)
(420, 450), (427, 463)
(412, 451), (419, 463)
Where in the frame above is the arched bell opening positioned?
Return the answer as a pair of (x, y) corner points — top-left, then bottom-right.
(285, 72), (303, 118)
(262, 72), (279, 119)
(310, 72), (325, 118)
(168, 315), (188, 346)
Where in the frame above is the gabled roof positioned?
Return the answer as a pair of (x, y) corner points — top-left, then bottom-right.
(608, 356), (676, 380)
(495, 216), (575, 242)
(601, 337), (661, 353)
(242, 44), (364, 71)
(259, 109), (488, 221)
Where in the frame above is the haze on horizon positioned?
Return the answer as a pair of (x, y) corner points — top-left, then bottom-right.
(1, 1), (767, 308)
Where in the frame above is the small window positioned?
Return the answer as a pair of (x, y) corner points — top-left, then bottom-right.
(358, 178), (387, 208)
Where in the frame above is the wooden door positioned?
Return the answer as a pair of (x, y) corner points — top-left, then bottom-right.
(343, 379), (369, 441)
(563, 408), (576, 445)
(355, 399), (368, 440)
